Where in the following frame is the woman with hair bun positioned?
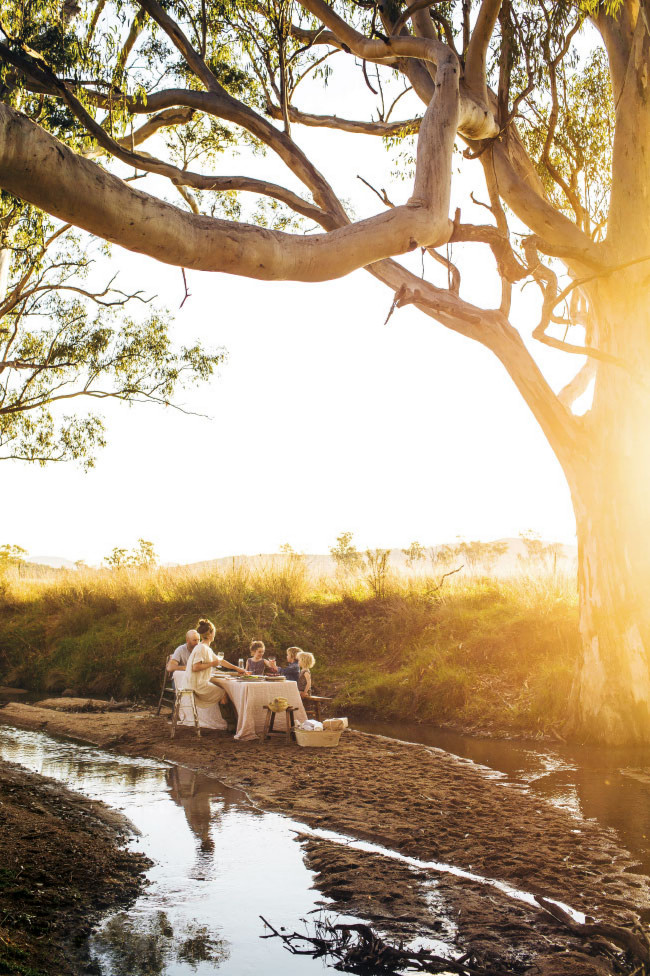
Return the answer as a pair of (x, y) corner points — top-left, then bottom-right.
(185, 618), (244, 707)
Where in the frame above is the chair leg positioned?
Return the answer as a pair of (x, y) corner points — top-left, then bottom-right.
(190, 692), (201, 738)
(156, 672), (169, 716)
(170, 694), (179, 739)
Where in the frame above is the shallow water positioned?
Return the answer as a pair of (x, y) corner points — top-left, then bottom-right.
(0, 726), (349, 975)
(354, 720), (650, 875)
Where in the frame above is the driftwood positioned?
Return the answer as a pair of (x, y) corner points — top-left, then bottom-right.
(535, 896), (650, 974)
(262, 906), (650, 976)
(259, 915), (514, 975)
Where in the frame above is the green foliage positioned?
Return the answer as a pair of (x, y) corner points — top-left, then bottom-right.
(364, 548), (391, 599)
(517, 46), (614, 234)
(402, 541), (426, 567)
(330, 531), (363, 574)
(0, 206), (225, 467)
(104, 539), (158, 570)
(0, 544), (27, 573)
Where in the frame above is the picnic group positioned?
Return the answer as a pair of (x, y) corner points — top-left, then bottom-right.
(166, 618), (315, 709)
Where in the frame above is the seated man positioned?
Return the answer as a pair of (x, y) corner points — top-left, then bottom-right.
(167, 630), (200, 673)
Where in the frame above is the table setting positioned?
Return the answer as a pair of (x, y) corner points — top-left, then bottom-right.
(172, 668), (308, 741)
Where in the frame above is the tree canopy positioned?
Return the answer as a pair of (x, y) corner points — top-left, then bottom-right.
(0, 0), (629, 452)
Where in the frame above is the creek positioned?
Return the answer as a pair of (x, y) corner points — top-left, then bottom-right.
(1, 721), (649, 973)
(0, 725), (356, 975)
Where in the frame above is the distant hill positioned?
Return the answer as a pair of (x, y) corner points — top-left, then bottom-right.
(26, 556), (77, 570)
(180, 538), (577, 577)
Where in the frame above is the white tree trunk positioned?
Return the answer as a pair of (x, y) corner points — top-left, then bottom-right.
(569, 272), (650, 743)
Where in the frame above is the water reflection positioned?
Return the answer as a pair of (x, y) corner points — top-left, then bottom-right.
(0, 726), (342, 975)
(355, 720), (650, 876)
(93, 911), (230, 975)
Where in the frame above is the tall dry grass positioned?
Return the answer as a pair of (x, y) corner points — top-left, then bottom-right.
(0, 560), (579, 734)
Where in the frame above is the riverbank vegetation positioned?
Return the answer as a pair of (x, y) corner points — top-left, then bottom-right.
(0, 558), (579, 737)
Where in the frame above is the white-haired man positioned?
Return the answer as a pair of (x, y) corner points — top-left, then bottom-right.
(166, 630), (200, 673)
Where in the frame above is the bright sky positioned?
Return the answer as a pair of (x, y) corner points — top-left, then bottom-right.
(6, 50), (582, 566)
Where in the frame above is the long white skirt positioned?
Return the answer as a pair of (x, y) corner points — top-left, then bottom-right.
(172, 670), (228, 730)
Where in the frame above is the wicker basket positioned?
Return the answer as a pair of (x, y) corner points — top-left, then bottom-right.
(294, 728), (342, 748)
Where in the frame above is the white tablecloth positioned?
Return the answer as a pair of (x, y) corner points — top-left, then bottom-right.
(172, 670), (228, 730)
(214, 676), (307, 741)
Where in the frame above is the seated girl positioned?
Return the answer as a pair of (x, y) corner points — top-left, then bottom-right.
(297, 650), (315, 698)
(245, 640), (267, 675)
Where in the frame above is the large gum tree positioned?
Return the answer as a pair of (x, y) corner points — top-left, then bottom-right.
(0, 0), (647, 742)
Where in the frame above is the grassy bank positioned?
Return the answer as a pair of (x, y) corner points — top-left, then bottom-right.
(0, 561), (580, 736)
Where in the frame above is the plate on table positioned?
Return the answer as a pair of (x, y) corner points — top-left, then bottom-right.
(264, 675), (286, 682)
(237, 674), (264, 682)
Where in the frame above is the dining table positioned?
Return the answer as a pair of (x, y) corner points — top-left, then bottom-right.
(172, 670), (307, 741)
(213, 674), (307, 741)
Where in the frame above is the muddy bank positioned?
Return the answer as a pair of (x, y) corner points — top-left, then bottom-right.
(0, 754), (151, 976)
(2, 702), (650, 974)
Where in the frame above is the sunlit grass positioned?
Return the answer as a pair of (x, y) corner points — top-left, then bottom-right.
(0, 561), (579, 734)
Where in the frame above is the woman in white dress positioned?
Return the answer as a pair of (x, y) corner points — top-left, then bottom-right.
(185, 618), (243, 706)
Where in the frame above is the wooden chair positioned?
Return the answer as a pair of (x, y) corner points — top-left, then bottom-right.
(301, 695), (332, 722)
(156, 655), (176, 715)
(170, 687), (201, 739)
(261, 704), (298, 743)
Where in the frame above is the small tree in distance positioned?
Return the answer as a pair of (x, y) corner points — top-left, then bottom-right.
(429, 545), (461, 575)
(519, 531), (565, 575)
(0, 543), (27, 575)
(402, 541), (426, 569)
(330, 532), (364, 576)
(365, 549), (391, 599)
(104, 539), (158, 570)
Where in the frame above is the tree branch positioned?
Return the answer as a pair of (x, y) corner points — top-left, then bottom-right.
(83, 107), (195, 159)
(465, 0), (502, 100)
(558, 360), (596, 410)
(265, 102), (421, 136)
(0, 101), (455, 281)
(297, 0), (498, 139)
(368, 257), (578, 464)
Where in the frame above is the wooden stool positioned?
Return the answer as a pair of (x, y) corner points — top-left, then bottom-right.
(261, 705), (298, 743)
(302, 695), (332, 722)
(171, 687), (201, 739)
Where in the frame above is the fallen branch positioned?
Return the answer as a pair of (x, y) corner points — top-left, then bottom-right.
(535, 897), (650, 972)
(428, 564), (464, 595)
(259, 914), (512, 974)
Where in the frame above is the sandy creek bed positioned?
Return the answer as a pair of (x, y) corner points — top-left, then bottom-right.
(1, 701), (650, 975)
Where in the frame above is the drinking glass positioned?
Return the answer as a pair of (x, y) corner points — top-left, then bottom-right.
(217, 651), (224, 668)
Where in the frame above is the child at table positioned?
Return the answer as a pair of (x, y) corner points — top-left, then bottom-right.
(297, 650), (315, 697)
(246, 640), (266, 675)
(279, 646), (300, 682)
